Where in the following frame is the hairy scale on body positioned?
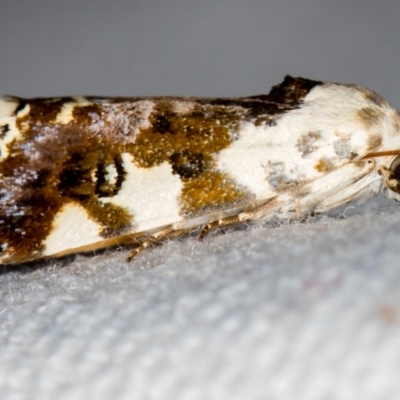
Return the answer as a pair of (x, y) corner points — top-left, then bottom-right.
(0, 75), (399, 265)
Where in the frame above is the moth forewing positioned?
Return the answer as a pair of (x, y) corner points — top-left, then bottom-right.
(0, 75), (399, 264)
(274, 160), (377, 219)
(314, 170), (382, 213)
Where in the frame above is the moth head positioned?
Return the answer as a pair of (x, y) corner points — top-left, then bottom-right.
(389, 155), (400, 181)
(387, 155), (400, 195)
(363, 151), (400, 198)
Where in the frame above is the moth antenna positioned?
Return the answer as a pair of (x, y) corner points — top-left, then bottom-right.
(362, 150), (400, 159)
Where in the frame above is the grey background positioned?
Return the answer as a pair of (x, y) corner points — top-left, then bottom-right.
(2, 2), (400, 400)
(1, 0), (400, 104)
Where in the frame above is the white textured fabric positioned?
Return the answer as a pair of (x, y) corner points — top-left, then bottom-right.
(1, 196), (400, 400)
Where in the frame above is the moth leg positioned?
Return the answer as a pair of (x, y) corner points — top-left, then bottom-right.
(199, 196), (287, 240)
(126, 225), (174, 261)
(295, 200), (302, 219)
(199, 215), (244, 241)
(200, 160), (377, 239)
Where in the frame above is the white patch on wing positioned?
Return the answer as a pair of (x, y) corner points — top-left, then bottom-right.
(130, 100), (154, 135)
(172, 100), (195, 114)
(55, 97), (93, 124)
(43, 203), (102, 256)
(105, 164), (118, 185)
(216, 83), (392, 200)
(0, 98), (20, 116)
(100, 153), (183, 232)
(216, 121), (321, 199)
(95, 100), (154, 142)
(0, 98), (29, 160)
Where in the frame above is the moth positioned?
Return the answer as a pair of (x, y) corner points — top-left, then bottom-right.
(0, 75), (399, 264)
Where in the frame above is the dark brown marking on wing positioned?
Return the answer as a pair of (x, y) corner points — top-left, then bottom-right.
(14, 98), (75, 127)
(13, 101), (27, 115)
(169, 151), (206, 178)
(153, 114), (172, 134)
(267, 75), (323, 105)
(0, 99), (133, 262)
(72, 103), (104, 125)
(0, 124), (10, 140)
(357, 107), (384, 129)
(356, 86), (388, 108)
(207, 75), (322, 126)
(367, 134), (383, 151)
(129, 101), (248, 213)
(94, 154), (126, 197)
